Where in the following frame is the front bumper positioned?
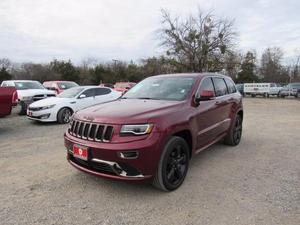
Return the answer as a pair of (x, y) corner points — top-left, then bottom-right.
(64, 131), (163, 182)
(27, 108), (57, 122)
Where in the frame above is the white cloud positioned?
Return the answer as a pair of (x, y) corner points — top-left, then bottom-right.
(0, 0), (299, 63)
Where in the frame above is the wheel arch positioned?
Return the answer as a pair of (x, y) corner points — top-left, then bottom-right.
(171, 129), (193, 159)
(237, 109), (243, 121)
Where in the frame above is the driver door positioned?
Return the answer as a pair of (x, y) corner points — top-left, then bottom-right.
(194, 77), (219, 150)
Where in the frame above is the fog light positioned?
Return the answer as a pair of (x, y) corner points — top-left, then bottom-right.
(118, 151), (139, 159)
(40, 113), (50, 119)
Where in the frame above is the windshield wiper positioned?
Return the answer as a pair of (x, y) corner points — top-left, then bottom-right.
(137, 97), (161, 100)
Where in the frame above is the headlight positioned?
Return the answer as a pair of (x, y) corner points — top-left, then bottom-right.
(40, 104), (56, 110)
(22, 96), (32, 101)
(120, 124), (153, 135)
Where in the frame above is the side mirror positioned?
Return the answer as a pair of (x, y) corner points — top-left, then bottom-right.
(195, 90), (215, 104)
(78, 94), (86, 99)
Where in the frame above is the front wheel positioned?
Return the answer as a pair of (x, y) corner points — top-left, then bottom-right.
(152, 137), (190, 191)
(57, 108), (72, 124)
(18, 101), (27, 115)
(224, 114), (243, 146)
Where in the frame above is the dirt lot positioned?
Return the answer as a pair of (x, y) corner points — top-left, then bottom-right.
(0, 98), (299, 225)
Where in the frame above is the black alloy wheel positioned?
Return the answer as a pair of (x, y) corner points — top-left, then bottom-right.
(165, 145), (188, 187)
(224, 114), (243, 146)
(153, 136), (189, 191)
(233, 115), (243, 145)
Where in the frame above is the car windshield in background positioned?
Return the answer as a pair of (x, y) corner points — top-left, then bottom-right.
(58, 82), (78, 90)
(14, 81), (45, 90)
(123, 76), (195, 101)
(58, 87), (85, 98)
(291, 83), (300, 88)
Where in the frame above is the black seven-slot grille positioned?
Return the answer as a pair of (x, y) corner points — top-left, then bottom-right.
(68, 119), (114, 142)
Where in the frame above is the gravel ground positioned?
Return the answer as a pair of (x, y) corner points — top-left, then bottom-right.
(0, 98), (299, 225)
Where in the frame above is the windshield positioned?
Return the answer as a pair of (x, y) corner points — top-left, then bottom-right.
(58, 82), (78, 90)
(14, 81), (45, 90)
(291, 83), (300, 89)
(123, 76), (195, 101)
(58, 87), (85, 98)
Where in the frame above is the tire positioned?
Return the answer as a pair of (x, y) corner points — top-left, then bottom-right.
(152, 136), (190, 191)
(251, 94), (256, 98)
(296, 93), (300, 98)
(18, 101), (27, 115)
(57, 108), (72, 124)
(224, 114), (243, 146)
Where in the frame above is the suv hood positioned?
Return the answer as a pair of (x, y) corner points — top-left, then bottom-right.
(17, 89), (56, 99)
(75, 99), (185, 124)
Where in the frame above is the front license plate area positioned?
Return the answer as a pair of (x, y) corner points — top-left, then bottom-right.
(73, 145), (88, 161)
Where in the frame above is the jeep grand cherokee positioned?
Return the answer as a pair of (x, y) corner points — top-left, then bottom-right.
(64, 73), (243, 191)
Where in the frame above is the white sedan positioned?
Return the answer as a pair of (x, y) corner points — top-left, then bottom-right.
(27, 86), (121, 123)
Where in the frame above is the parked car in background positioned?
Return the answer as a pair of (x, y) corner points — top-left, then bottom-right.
(1, 80), (56, 115)
(0, 87), (18, 117)
(27, 86), (121, 124)
(43, 81), (79, 94)
(278, 82), (300, 98)
(65, 73), (243, 191)
(99, 83), (114, 88)
(244, 83), (282, 97)
(235, 84), (244, 96)
(114, 82), (136, 93)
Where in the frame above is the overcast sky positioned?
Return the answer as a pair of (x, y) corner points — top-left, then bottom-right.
(0, 0), (299, 64)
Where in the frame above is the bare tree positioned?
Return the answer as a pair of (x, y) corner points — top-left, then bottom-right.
(160, 9), (236, 72)
(0, 58), (12, 70)
(290, 50), (300, 81)
(260, 47), (284, 82)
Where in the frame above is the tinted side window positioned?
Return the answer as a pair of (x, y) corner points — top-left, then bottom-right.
(212, 78), (228, 96)
(95, 88), (111, 96)
(81, 88), (95, 97)
(224, 78), (237, 94)
(197, 78), (215, 97)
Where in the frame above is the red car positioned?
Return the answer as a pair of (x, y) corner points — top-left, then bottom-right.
(0, 87), (18, 117)
(114, 82), (136, 94)
(65, 73), (243, 191)
(43, 81), (79, 94)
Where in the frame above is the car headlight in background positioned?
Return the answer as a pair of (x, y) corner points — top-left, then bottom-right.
(22, 96), (33, 101)
(120, 124), (153, 135)
(40, 105), (56, 110)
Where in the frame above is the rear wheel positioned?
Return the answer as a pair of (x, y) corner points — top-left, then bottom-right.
(224, 114), (243, 146)
(153, 137), (189, 191)
(57, 108), (72, 124)
(251, 94), (256, 98)
(296, 93), (300, 98)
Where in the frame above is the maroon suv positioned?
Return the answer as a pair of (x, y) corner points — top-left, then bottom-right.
(64, 73), (243, 191)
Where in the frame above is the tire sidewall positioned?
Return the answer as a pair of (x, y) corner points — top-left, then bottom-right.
(57, 108), (72, 124)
